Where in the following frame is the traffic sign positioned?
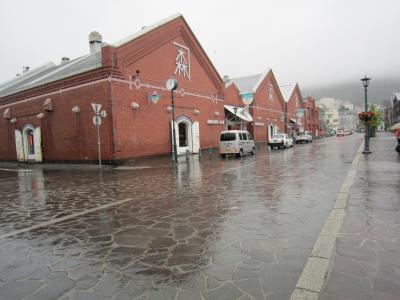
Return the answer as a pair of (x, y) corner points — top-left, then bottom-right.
(91, 103), (102, 114)
(93, 115), (102, 126)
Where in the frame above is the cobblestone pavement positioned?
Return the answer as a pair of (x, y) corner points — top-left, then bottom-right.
(320, 133), (400, 300)
(0, 135), (362, 300)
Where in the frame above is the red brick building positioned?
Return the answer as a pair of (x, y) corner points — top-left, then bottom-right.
(301, 96), (320, 137)
(0, 14), (226, 163)
(224, 70), (286, 142)
(280, 83), (303, 136)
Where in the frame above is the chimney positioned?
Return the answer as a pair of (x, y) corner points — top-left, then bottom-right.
(223, 75), (230, 83)
(60, 57), (70, 65)
(89, 31), (102, 54)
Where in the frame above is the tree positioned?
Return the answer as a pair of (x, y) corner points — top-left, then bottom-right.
(369, 104), (383, 137)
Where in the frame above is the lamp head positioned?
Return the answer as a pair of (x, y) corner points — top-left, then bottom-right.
(233, 107), (238, 114)
(360, 75), (371, 88)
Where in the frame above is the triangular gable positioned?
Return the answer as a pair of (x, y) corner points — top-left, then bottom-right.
(257, 69), (286, 111)
(284, 83), (303, 117)
(109, 14), (224, 93)
(293, 83), (303, 107)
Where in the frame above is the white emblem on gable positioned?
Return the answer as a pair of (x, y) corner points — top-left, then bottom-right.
(173, 42), (191, 80)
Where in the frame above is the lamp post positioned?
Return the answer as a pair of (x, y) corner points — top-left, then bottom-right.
(360, 75), (371, 154)
(233, 107), (238, 129)
(166, 78), (179, 162)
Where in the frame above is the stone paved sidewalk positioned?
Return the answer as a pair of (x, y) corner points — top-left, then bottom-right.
(320, 132), (400, 300)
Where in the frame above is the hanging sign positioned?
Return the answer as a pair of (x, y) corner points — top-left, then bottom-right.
(296, 109), (304, 118)
(241, 92), (254, 105)
(148, 91), (161, 104)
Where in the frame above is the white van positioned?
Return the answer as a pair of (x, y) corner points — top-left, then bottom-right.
(219, 130), (255, 157)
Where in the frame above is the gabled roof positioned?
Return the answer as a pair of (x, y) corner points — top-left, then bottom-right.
(0, 13), (183, 99)
(228, 69), (270, 93)
(0, 52), (102, 98)
(113, 13), (182, 47)
(0, 13), (222, 99)
(279, 84), (296, 102)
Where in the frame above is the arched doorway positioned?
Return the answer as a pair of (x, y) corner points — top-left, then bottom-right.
(16, 124), (43, 162)
(171, 116), (200, 155)
(268, 124), (275, 141)
(178, 122), (189, 150)
(22, 125), (36, 161)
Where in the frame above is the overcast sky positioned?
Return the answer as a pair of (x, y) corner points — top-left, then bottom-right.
(1, 0), (399, 92)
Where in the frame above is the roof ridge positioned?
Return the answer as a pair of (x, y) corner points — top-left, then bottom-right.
(112, 13), (183, 48)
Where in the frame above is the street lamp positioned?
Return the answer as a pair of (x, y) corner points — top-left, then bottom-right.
(360, 75), (371, 154)
(233, 107), (238, 129)
(166, 78), (179, 162)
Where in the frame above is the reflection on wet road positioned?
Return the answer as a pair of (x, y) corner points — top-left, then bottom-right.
(0, 135), (362, 300)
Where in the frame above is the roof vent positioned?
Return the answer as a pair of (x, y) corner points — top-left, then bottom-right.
(223, 75), (230, 83)
(22, 66), (30, 73)
(141, 26), (148, 30)
(89, 31), (102, 54)
(60, 57), (70, 65)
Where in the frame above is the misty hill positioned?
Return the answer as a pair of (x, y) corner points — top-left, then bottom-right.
(305, 77), (400, 107)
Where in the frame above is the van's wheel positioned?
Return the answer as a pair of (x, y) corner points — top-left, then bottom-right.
(251, 147), (255, 155)
(237, 149), (243, 157)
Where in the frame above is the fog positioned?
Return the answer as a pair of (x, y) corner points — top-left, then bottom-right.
(1, 0), (399, 97)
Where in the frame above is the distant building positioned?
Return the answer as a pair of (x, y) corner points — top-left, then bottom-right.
(224, 70), (286, 142)
(338, 105), (357, 130)
(279, 83), (303, 135)
(317, 104), (326, 136)
(301, 97), (320, 136)
(324, 108), (339, 133)
(393, 93), (400, 124)
(382, 99), (393, 128)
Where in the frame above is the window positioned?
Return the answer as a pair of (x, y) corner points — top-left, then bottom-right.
(239, 133), (243, 140)
(242, 133), (248, 140)
(269, 87), (273, 101)
(220, 133), (236, 141)
(247, 133), (253, 140)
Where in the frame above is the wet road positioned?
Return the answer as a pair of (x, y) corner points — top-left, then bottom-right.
(0, 134), (362, 300)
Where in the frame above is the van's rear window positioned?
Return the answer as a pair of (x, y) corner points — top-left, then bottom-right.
(220, 133), (236, 141)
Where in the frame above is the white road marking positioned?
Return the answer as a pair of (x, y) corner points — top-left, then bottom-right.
(0, 197), (133, 239)
(0, 168), (32, 172)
